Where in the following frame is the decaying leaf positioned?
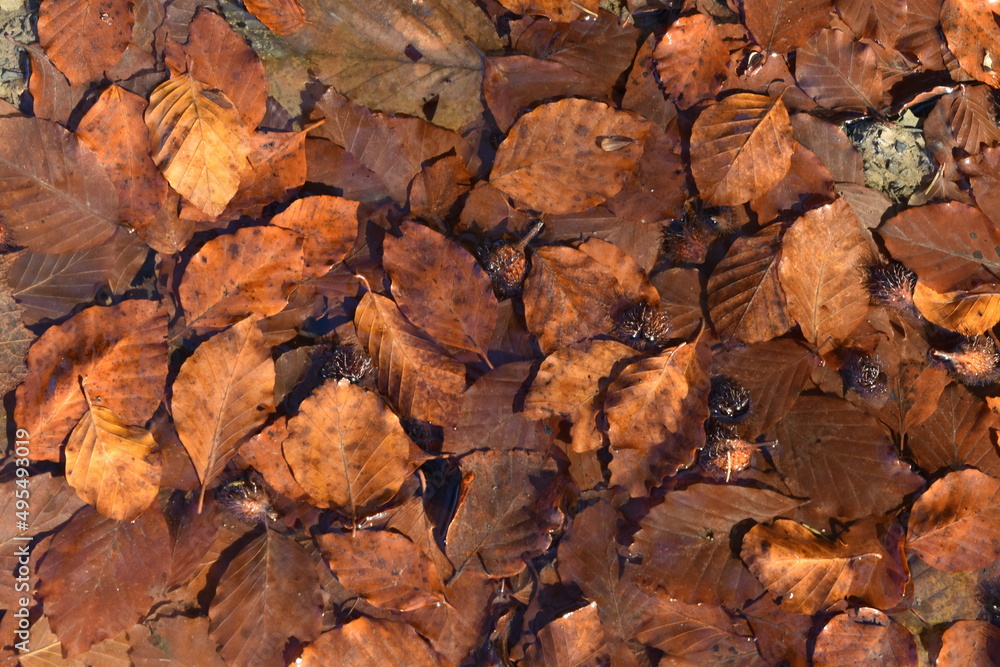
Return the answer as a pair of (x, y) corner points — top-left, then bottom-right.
(912, 281), (1000, 335)
(37, 0), (133, 86)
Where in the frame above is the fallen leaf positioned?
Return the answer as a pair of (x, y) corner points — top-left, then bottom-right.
(741, 517), (908, 614)
(299, 617), (447, 666)
(354, 291), (466, 427)
(383, 221), (497, 363)
(244, 0), (307, 34)
(0, 116), (120, 254)
(796, 29), (883, 111)
(283, 379), (412, 519)
(65, 399), (161, 521)
(690, 94), (795, 206)
(743, 0), (833, 53)
(633, 599), (760, 665)
(778, 199), (870, 352)
(495, 0), (597, 21)
(271, 195), (358, 278)
(812, 608), (918, 666)
(36, 505), (169, 656)
(171, 317), (275, 504)
(37, 0), (133, 86)
(524, 603), (609, 667)
(145, 71), (252, 216)
(316, 529), (445, 611)
(0, 281), (30, 395)
(936, 620), (1000, 666)
(908, 468), (1000, 572)
(292, 0), (501, 129)
(912, 281), (1000, 335)
(490, 99), (650, 214)
(940, 0), (1000, 86)
(208, 527), (323, 665)
(653, 14), (729, 109)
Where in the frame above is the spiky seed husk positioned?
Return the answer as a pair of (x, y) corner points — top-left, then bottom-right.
(612, 301), (671, 350)
(865, 261), (917, 310)
(702, 420), (758, 482)
(931, 336), (1000, 386)
(322, 346), (373, 383)
(709, 376), (752, 422)
(216, 469), (278, 523)
(841, 351), (888, 400)
(480, 242), (528, 298)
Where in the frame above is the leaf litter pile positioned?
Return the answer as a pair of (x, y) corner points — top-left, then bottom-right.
(9, 0), (1000, 663)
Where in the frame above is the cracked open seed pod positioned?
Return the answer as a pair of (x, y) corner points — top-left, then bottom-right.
(478, 221), (543, 298)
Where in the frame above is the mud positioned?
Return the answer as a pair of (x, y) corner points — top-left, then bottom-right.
(842, 114), (935, 202)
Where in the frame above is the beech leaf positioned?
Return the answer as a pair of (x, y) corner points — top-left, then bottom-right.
(37, 0), (133, 86)
(812, 609), (918, 666)
(912, 281), (1000, 335)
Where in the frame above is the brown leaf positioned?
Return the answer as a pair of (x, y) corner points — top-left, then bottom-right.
(24, 42), (84, 122)
(940, 0), (1000, 86)
(490, 99), (650, 214)
(178, 226), (304, 332)
(631, 484), (802, 607)
(77, 85), (169, 237)
(129, 616), (226, 667)
(316, 529), (445, 611)
(145, 72), (252, 216)
(907, 468), (1000, 572)
(653, 14), (729, 109)
(244, 0), (307, 34)
(65, 400), (161, 521)
(741, 595), (813, 667)
(633, 599), (760, 665)
(164, 9), (268, 128)
(37, 0), (133, 86)
(878, 201), (1000, 292)
(936, 620), (1000, 666)
(36, 505), (169, 656)
(445, 361), (553, 455)
(741, 517), (908, 614)
(495, 0), (597, 21)
(931, 85), (1000, 154)
(791, 112), (865, 184)
(750, 141), (835, 224)
(299, 617), (447, 666)
(690, 94), (795, 206)
(0, 281), (30, 395)
(522, 245), (621, 353)
(604, 342), (709, 453)
(779, 199), (870, 352)
(812, 608), (918, 666)
(524, 339), (635, 420)
(743, 0), (833, 53)
(796, 29), (883, 111)
(354, 291), (466, 426)
(310, 90), (473, 204)
(772, 395), (924, 522)
(15, 301), (167, 461)
(208, 528), (323, 665)
(383, 221), (497, 363)
(524, 603), (609, 667)
(0, 116), (120, 253)
(445, 449), (560, 578)
(171, 317), (275, 501)
(283, 379), (412, 519)
(293, 0), (501, 129)
(220, 128), (310, 221)
(912, 281), (1000, 335)
(836, 0), (906, 46)
(271, 195), (358, 278)
(708, 223), (792, 345)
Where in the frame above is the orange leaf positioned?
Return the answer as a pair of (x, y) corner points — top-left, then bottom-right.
(936, 621), (1000, 666)
(490, 99), (650, 214)
(907, 468), (1000, 572)
(905, 382), (1000, 476)
(171, 317), (275, 502)
(383, 221), (497, 363)
(690, 94), (795, 206)
(145, 72), (252, 216)
(741, 518), (908, 614)
(283, 379), (413, 519)
(941, 0), (1000, 86)
(652, 14), (728, 109)
(178, 226), (304, 333)
(299, 617), (448, 666)
(743, 0), (833, 53)
(778, 199), (870, 353)
(65, 400), (161, 521)
(316, 530), (445, 611)
(244, 0), (307, 34)
(796, 29), (883, 111)
(812, 608), (918, 666)
(494, 0), (597, 20)
(354, 291), (466, 426)
(37, 0), (133, 86)
(912, 281), (1000, 335)
(271, 195), (358, 278)
(524, 603), (609, 666)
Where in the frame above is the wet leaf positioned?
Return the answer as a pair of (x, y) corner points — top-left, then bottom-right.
(293, 0), (501, 129)
(912, 281), (1000, 335)
(445, 449), (560, 578)
(354, 291), (466, 426)
(244, 0), (307, 34)
(936, 620), (1000, 666)
(796, 29), (882, 111)
(653, 14), (728, 109)
(384, 221), (497, 363)
(743, 0), (833, 53)
(0, 116), (120, 254)
(171, 317), (275, 502)
(524, 603), (609, 667)
(491, 99), (650, 214)
(36, 505), (169, 656)
(299, 617), (447, 666)
(812, 608), (918, 666)
(908, 469), (1000, 572)
(37, 0), (133, 86)
(690, 94), (795, 206)
(0, 282), (30, 395)
(283, 379), (412, 519)
(270, 195), (358, 278)
(940, 0), (1000, 86)
(208, 527), (323, 665)
(633, 599), (760, 665)
(145, 72), (252, 216)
